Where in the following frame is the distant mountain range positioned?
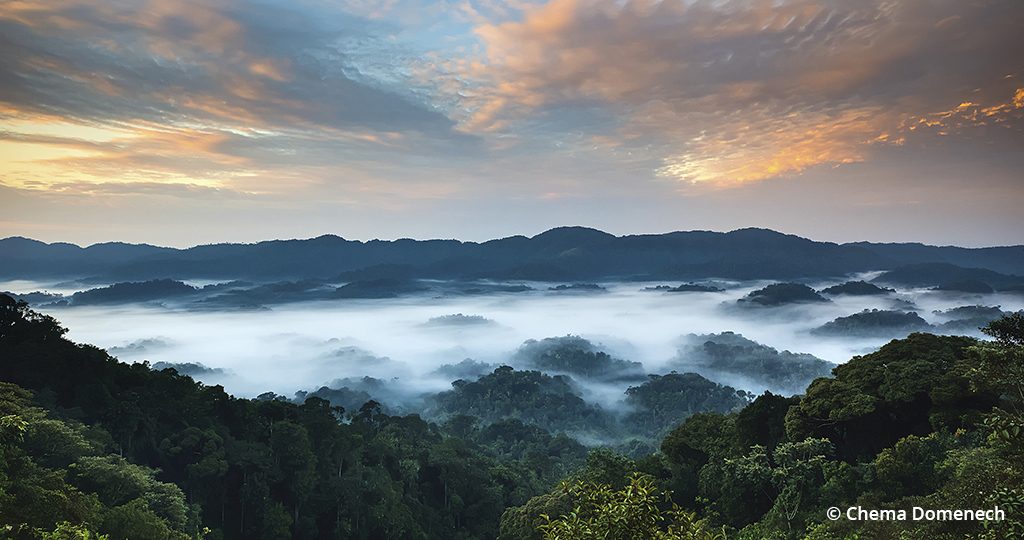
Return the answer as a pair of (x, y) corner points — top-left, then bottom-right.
(3, 227), (1024, 284)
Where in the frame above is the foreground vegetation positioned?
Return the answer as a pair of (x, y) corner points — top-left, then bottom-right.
(1, 294), (1021, 538)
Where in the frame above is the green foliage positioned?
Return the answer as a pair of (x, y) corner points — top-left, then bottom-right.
(962, 314), (1024, 537)
(785, 333), (990, 460)
(811, 310), (933, 338)
(499, 487), (575, 540)
(430, 366), (616, 436)
(624, 373), (750, 437)
(0, 382), (190, 539)
(5, 295), (1024, 540)
(537, 473), (726, 540)
(0, 296), (570, 539)
(967, 313), (1024, 431)
(100, 498), (189, 540)
(467, 418), (588, 490)
(38, 522), (109, 540)
(513, 336), (645, 382)
(638, 320), (1022, 539)
(68, 455), (190, 530)
(0, 295), (66, 345)
(498, 449), (639, 539)
(869, 433), (952, 499)
(734, 393), (800, 451)
(664, 413), (735, 459)
(933, 305), (1009, 334)
(673, 333), (831, 396)
(724, 438), (832, 534)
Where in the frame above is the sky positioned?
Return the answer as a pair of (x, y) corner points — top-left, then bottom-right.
(1, 0), (1022, 248)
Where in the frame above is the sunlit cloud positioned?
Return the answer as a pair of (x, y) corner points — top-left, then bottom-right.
(444, 0), (1024, 184)
(0, 0), (470, 197)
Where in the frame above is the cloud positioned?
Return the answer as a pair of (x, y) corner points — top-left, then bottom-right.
(450, 0), (1024, 184)
(0, 0), (476, 193)
(0, 0), (454, 130)
(0, 0), (1022, 246)
(3, 0), (1020, 193)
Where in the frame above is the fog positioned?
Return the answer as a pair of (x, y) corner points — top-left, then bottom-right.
(6, 278), (1023, 409)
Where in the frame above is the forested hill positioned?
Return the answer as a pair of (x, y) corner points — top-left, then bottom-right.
(3, 227), (1024, 281)
(2, 295), (1024, 538)
(0, 294), (573, 539)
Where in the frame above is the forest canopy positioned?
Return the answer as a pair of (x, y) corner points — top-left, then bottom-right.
(2, 294), (1023, 539)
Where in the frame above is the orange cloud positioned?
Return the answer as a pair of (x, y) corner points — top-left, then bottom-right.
(450, 0), (1024, 185)
(249, 59), (292, 82)
(0, 0), (470, 201)
(0, 0), (335, 134)
(650, 104), (885, 185)
(901, 88), (1024, 136)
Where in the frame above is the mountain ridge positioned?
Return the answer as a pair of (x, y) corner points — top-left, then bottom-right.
(3, 227), (1023, 282)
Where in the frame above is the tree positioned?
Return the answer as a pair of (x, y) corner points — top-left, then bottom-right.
(733, 393), (799, 452)
(39, 522), (109, 540)
(0, 295), (66, 346)
(785, 334), (989, 461)
(961, 314), (1024, 538)
(100, 499), (188, 540)
(537, 473), (726, 540)
(268, 420), (316, 536)
(720, 438), (832, 536)
(625, 374), (749, 437)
